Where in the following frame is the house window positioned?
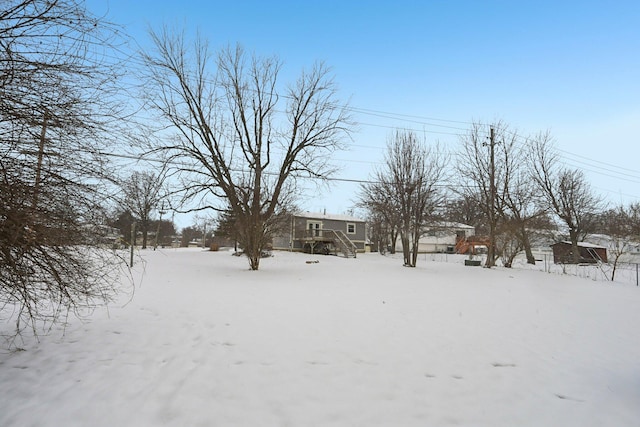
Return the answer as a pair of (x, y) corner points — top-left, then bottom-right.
(347, 223), (356, 234)
(307, 221), (322, 237)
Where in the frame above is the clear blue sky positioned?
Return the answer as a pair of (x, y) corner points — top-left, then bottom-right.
(89, 0), (640, 226)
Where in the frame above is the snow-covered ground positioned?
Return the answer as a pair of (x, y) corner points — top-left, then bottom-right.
(1, 248), (639, 427)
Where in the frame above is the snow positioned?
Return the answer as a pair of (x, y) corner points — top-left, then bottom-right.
(295, 211), (365, 222)
(1, 248), (640, 426)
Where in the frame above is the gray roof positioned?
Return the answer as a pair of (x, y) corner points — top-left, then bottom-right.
(295, 211), (365, 222)
(553, 241), (606, 249)
(425, 221), (475, 230)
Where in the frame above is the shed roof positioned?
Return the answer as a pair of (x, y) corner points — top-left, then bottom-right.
(551, 241), (606, 249)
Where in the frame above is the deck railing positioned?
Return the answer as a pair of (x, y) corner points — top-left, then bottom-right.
(297, 228), (357, 258)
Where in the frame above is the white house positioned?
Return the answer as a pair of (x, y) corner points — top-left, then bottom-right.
(394, 221), (475, 253)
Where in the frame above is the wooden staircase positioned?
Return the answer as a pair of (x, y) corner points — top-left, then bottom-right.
(324, 229), (358, 258)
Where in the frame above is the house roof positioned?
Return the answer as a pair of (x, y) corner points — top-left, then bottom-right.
(425, 221), (475, 230)
(551, 241), (606, 249)
(294, 211), (365, 223)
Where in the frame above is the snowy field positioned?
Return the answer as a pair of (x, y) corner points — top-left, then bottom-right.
(1, 248), (640, 427)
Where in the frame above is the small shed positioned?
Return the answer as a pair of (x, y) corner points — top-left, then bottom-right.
(550, 241), (607, 264)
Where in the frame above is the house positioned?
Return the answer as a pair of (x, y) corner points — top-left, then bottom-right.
(393, 221), (475, 254)
(271, 212), (366, 257)
(550, 241), (608, 264)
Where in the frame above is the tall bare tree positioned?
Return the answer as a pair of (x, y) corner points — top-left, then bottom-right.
(0, 0), (131, 340)
(529, 131), (604, 263)
(142, 30), (351, 270)
(361, 130), (446, 267)
(122, 170), (166, 249)
(358, 179), (401, 255)
(457, 122), (546, 267)
(456, 122), (507, 267)
(495, 133), (547, 265)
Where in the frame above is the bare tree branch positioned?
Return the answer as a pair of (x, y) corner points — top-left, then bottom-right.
(1, 0), (133, 343)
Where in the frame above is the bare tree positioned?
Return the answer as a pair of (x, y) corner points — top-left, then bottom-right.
(597, 205), (633, 281)
(358, 180), (401, 255)
(121, 170), (166, 249)
(529, 131), (604, 263)
(443, 195), (486, 234)
(456, 122), (507, 267)
(361, 130), (446, 267)
(362, 210), (393, 254)
(457, 122), (547, 267)
(629, 202), (640, 238)
(495, 133), (548, 265)
(0, 0), (131, 341)
(497, 220), (524, 268)
(214, 207), (239, 251)
(142, 31), (351, 270)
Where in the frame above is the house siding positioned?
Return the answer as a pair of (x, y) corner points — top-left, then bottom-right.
(272, 213), (366, 252)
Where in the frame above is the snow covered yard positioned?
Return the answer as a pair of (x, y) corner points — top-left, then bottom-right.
(1, 248), (639, 427)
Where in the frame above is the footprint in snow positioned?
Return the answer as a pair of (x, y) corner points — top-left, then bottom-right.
(555, 394), (584, 402)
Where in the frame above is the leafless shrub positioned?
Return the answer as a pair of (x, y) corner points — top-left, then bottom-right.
(0, 0), (133, 344)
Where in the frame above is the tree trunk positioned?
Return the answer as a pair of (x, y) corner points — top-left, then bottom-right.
(240, 212), (274, 271)
(244, 222), (262, 271)
(611, 254), (621, 281)
(410, 242), (419, 267)
(523, 244), (536, 265)
(569, 228), (580, 264)
(141, 221), (148, 249)
(248, 252), (260, 270)
(401, 234), (411, 266)
(409, 228), (421, 267)
(504, 251), (518, 268)
(389, 229), (398, 254)
(518, 226), (536, 265)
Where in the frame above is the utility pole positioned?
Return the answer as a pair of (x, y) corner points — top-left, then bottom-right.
(130, 222), (136, 267)
(202, 220), (207, 249)
(486, 126), (496, 268)
(154, 201), (166, 251)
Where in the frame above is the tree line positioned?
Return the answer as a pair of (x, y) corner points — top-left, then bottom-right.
(360, 123), (640, 274)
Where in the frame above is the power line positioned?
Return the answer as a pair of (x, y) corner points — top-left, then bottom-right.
(117, 48), (639, 188)
(85, 45), (640, 199)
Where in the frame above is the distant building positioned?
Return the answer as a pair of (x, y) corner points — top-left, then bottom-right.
(271, 212), (365, 257)
(394, 221), (475, 254)
(550, 241), (607, 264)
